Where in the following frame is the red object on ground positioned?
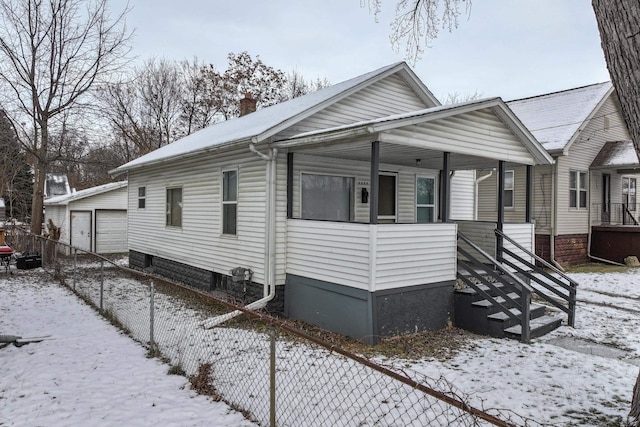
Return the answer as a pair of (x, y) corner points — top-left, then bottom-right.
(0, 246), (13, 256)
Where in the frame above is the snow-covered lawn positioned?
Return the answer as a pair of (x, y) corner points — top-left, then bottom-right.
(1, 263), (639, 426)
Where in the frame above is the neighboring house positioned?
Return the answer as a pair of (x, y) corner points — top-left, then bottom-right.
(111, 62), (554, 343)
(44, 181), (128, 254)
(44, 173), (72, 198)
(477, 82), (640, 266)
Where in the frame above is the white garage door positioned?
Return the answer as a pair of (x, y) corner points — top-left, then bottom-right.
(70, 211), (92, 252)
(95, 210), (127, 253)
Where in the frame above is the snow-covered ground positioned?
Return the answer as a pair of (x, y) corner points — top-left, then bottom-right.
(1, 264), (639, 426)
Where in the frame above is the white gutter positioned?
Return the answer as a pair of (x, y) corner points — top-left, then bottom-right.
(474, 170), (493, 220)
(203, 143), (278, 328)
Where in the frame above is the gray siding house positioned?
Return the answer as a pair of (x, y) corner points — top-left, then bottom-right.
(477, 83), (640, 266)
(112, 63), (552, 343)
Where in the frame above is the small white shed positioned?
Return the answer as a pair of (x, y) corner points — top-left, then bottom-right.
(44, 181), (128, 254)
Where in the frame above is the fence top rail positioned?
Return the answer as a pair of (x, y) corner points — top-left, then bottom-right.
(494, 228), (578, 289)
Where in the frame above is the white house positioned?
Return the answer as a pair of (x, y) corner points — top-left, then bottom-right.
(111, 63), (556, 343)
(44, 181), (128, 254)
(477, 83), (640, 265)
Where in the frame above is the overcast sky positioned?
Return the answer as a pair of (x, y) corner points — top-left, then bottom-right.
(113, 0), (609, 102)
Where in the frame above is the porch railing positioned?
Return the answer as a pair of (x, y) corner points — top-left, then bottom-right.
(456, 232), (532, 343)
(591, 203), (639, 226)
(495, 229), (577, 327)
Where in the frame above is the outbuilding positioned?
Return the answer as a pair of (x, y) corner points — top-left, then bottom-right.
(44, 181), (128, 254)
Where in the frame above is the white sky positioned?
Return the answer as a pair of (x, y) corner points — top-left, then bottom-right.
(112, 0), (610, 102)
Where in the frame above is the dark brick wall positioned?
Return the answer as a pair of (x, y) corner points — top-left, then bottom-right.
(128, 250), (284, 314)
(554, 234), (589, 265)
(534, 234), (589, 266)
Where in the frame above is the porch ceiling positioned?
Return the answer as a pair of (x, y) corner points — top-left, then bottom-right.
(287, 137), (522, 170)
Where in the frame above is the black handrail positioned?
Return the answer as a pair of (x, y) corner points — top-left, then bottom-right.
(495, 229), (577, 327)
(457, 232), (531, 342)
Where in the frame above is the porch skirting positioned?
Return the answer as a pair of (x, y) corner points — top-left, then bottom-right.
(284, 274), (454, 345)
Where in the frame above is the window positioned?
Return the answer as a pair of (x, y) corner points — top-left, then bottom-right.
(222, 170), (238, 234)
(416, 176), (436, 223)
(166, 187), (182, 227)
(138, 186), (146, 209)
(623, 177), (637, 211)
(504, 170), (514, 208)
(301, 173), (353, 221)
(569, 171), (587, 209)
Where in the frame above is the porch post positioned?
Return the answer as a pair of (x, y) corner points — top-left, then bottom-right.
(287, 152), (293, 219)
(525, 164), (533, 223)
(497, 160), (505, 259)
(441, 152), (450, 222)
(369, 141), (380, 224)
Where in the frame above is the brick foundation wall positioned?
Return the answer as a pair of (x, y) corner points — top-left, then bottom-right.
(128, 250), (284, 314)
(534, 234), (589, 266)
(554, 234), (589, 266)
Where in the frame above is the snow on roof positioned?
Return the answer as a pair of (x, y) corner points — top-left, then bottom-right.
(112, 62), (418, 174)
(44, 181), (127, 206)
(507, 82), (612, 153)
(591, 140), (640, 168)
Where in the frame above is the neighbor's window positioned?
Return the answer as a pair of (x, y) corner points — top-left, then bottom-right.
(166, 187), (182, 227)
(416, 176), (436, 223)
(569, 171), (587, 209)
(623, 177), (637, 211)
(222, 170), (238, 235)
(504, 170), (514, 208)
(301, 173), (353, 222)
(138, 186), (146, 209)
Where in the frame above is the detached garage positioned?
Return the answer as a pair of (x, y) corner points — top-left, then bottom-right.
(44, 181), (128, 254)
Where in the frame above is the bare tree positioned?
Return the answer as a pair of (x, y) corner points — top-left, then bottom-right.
(0, 0), (130, 234)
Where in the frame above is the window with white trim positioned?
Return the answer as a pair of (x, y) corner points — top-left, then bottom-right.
(301, 173), (353, 221)
(416, 176), (436, 223)
(222, 169), (238, 235)
(166, 187), (182, 227)
(569, 171), (587, 209)
(623, 177), (637, 211)
(504, 170), (514, 208)
(138, 186), (146, 209)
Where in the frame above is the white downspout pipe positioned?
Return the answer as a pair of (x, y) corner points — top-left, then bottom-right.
(203, 143), (277, 328)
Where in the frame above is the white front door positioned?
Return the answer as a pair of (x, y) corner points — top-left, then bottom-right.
(70, 211), (91, 252)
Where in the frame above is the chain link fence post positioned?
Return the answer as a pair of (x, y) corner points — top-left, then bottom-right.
(150, 281), (155, 352)
(270, 325), (276, 427)
(40, 238), (45, 268)
(100, 259), (104, 311)
(73, 248), (77, 291)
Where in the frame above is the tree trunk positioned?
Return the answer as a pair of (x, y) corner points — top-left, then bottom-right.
(592, 0), (640, 159)
(631, 370), (640, 423)
(30, 159), (46, 236)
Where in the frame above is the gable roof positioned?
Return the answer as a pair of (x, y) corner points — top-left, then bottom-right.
(507, 82), (613, 154)
(591, 140), (640, 169)
(111, 62), (439, 176)
(277, 97), (553, 166)
(44, 181), (127, 206)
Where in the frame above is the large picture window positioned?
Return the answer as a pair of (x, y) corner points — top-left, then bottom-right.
(223, 170), (238, 235)
(301, 174), (353, 221)
(569, 171), (587, 209)
(166, 187), (182, 227)
(623, 177), (637, 211)
(416, 176), (436, 223)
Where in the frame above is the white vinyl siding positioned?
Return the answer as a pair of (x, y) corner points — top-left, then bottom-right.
(278, 74), (431, 139)
(450, 170), (475, 220)
(286, 220), (457, 291)
(128, 148), (272, 285)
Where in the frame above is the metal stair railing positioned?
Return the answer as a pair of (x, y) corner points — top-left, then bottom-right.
(457, 232), (532, 343)
(494, 229), (577, 327)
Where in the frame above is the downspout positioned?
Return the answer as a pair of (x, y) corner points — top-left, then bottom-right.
(550, 159), (564, 271)
(474, 170), (493, 221)
(203, 143), (277, 328)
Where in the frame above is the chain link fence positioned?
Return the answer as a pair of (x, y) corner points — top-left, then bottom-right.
(5, 226), (541, 427)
